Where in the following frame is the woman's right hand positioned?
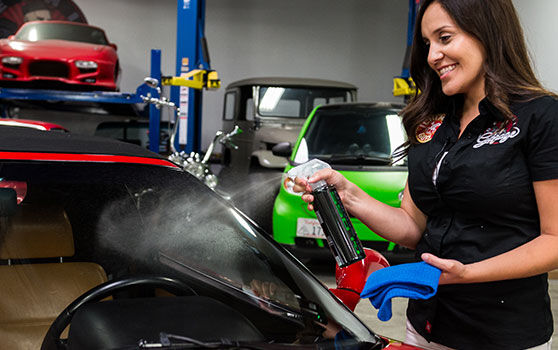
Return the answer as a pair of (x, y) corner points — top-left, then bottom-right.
(291, 168), (351, 211)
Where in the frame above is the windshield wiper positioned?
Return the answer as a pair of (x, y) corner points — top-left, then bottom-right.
(321, 154), (391, 165)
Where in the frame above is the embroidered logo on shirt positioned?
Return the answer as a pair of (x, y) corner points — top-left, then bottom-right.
(473, 116), (520, 149)
(425, 320), (432, 333)
(416, 114), (445, 143)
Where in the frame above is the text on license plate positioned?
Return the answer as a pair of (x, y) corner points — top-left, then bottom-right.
(296, 218), (325, 239)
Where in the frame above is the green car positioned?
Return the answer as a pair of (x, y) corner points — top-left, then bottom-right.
(271, 102), (408, 259)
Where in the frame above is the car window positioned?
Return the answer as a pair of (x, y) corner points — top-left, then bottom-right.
(223, 91), (236, 120)
(0, 161), (376, 343)
(257, 87), (354, 118)
(294, 106), (406, 164)
(15, 22), (109, 45)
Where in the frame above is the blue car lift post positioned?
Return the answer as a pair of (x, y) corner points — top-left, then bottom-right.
(393, 0), (420, 99)
(168, 0), (213, 153)
(0, 0), (217, 154)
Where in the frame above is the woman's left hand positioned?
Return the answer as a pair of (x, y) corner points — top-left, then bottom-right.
(421, 253), (468, 285)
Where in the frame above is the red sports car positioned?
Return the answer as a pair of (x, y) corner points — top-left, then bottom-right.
(0, 20), (120, 91)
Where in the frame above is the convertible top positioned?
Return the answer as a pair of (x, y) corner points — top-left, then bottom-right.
(0, 126), (173, 165)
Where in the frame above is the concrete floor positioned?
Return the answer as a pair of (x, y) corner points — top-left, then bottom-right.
(312, 265), (558, 348)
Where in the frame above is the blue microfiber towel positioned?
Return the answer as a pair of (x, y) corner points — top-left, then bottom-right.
(360, 261), (441, 321)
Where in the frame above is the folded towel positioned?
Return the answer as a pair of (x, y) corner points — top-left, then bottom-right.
(360, 261), (441, 321)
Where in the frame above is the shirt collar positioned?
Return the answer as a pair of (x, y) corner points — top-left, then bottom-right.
(445, 96), (506, 136)
(479, 98), (506, 122)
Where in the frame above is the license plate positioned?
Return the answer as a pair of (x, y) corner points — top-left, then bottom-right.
(296, 218), (325, 239)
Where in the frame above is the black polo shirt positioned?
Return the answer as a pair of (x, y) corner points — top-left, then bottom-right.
(406, 96), (558, 349)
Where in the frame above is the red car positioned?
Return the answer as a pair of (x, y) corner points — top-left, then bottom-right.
(0, 20), (120, 91)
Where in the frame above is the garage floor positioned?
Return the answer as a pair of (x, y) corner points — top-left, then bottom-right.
(313, 265), (558, 348)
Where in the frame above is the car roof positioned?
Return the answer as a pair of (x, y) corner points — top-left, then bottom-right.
(226, 77), (357, 90)
(0, 126), (176, 167)
(17, 20), (105, 33)
(316, 102), (406, 110)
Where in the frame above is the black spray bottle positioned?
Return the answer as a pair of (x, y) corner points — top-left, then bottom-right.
(287, 159), (366, 267)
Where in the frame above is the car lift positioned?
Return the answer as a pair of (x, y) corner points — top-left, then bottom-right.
(0, 0), (219, 154)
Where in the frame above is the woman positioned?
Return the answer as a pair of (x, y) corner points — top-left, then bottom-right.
(293, 0), (558, 349)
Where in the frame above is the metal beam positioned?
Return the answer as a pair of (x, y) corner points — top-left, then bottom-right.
(171, 0), (208, 153)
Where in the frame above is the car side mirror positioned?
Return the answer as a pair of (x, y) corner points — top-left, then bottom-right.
(272, 142), (292, 157)
(109, 43), (118, 51)
(0, 188), (17, 216)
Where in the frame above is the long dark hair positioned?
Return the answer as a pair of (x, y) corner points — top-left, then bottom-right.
(396, 0), (552, 157)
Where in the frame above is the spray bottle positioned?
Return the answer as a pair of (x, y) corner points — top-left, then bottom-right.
(287, 159), (366, 267)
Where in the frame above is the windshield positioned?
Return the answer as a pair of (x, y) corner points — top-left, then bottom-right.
(257, 87), (353, 118)
(293, 105), (406, 165)
(15, 22), (109, 45)
(0, 161), (379, 346)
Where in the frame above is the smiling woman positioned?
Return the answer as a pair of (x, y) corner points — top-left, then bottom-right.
(420, 2), (486, 112)
(393, 0), (558, 349)
(291, 0), (558, 349)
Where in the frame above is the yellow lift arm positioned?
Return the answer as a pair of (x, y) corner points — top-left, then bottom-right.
(161, 69), (221, 90)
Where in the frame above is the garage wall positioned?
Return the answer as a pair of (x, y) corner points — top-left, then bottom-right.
(72, 0), (408, 149)
(512, 0), (558, 94)
(72, 0), (558, 149)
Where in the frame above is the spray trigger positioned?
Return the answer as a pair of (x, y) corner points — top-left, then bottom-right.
(286, 159), (331, 191)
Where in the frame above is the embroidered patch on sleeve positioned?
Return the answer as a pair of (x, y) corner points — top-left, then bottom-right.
(416, 114), (445, 143)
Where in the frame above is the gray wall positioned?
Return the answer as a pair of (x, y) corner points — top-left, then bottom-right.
(73, 0), (558, 149)
(513, 0), (558, 92)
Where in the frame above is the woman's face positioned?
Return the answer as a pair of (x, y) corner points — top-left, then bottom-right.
(421, 2), (486, 102)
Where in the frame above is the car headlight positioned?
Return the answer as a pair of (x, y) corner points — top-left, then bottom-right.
(74, 60), (98, 69)
(2, 56), (22, 65)
(281, 173), (301, 196)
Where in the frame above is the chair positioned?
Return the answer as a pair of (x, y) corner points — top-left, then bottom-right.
(0, 204), (107, 350)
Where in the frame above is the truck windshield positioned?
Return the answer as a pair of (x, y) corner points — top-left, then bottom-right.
(257, 87), (353, 118)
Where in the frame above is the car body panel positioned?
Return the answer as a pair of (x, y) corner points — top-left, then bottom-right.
(273, 103), (408, 253)
(0, 118), (68, 131)
(0, 21), (119, 91)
